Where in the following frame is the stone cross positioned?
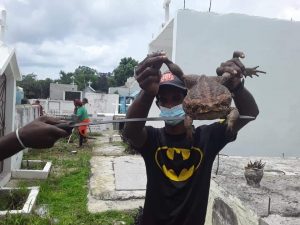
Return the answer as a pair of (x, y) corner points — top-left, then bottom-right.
(88, 80), (92, 87)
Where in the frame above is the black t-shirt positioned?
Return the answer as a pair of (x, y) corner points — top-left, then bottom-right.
(137, 122), (236, 225)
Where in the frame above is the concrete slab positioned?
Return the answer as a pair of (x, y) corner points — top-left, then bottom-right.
(260, 214), (300, 225)
(0, 186), (39, 216)
(88, 194), (144, 213)
(114, 156), (146, 191)
(88, 155), (145, 212)
(93, 143), (125, 156)
(209, 156), (300, 224)
(89, 156), (115, 199)
(89, 156), (146, 199)
(12, 160), (52, 180)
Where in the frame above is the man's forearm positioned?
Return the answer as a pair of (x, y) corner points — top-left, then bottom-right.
(230, 86), (259, 133)
(123, 90), (155, 140)
(233, 86), (259, 117)
(0, 131), (24, 161)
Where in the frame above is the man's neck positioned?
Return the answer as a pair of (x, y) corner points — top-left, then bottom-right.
(164, 122), (186, 135)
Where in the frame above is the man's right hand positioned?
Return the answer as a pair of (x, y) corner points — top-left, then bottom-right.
(19, 116), (70, 148)
(135, 52), (168, 97)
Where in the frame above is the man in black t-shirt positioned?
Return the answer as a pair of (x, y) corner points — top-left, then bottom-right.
(123, 52), (259, 225)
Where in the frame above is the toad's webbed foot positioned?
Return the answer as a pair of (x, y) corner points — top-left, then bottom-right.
(244, 66), (266, 78)
(233, 51), (266, 78)
(226, 107), (239, 132)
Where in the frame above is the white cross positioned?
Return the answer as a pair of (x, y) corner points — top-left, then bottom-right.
(88, 80), (92, 87)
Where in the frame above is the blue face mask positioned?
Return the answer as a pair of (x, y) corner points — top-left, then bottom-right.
(159, 104), (185, 126)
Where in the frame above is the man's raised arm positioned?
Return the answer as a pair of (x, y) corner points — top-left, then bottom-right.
(122, 52), (168, 147)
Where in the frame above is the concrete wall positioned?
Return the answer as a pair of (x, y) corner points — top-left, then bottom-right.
(205, 180), (260, 225)
(148, 10), (300, 157)
(46, 100), (74, 115)
(49, 83), (78, 100)
(109, 87), (130, 96)
(35, 93), (119, 117)
(0, 105), (39, 186)
(15, 105), (39, 129)
(84, 92), (119, 116)
(12, 105), (39, 170)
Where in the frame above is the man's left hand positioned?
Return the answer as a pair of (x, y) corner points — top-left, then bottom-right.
(216, 51), (246, 92)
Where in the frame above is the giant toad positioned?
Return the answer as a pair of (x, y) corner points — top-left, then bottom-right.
(164, 51), (265, 137)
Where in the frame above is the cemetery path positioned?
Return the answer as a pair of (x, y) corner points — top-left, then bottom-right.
(88, 131), (145, 213)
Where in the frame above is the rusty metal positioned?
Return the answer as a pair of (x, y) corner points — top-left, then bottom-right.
(0, 74), (6, 172)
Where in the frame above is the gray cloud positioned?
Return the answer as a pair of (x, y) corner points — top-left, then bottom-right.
(2, 0), (300, 78)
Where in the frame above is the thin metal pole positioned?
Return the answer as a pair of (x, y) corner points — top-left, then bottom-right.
(184, 0), (186, 9)
(209, 0), (212, 12)
(215, 153), (220, 175)
(268, 197), (271, 215)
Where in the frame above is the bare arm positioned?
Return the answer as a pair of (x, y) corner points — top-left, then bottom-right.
(123, 90), (155, 147)
(122, 52), (168, 147)
(0, 131), (25, 161)
(0, 116), (69, 161)
(231, 85), (259, 133)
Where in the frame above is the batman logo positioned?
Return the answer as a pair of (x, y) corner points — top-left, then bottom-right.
(155, 146), (203, 182)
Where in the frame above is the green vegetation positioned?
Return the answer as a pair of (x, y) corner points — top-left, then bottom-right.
(0, 139), (136, 225)
(17, 57), (138, 98)
(88, 132), (103, 137)
(21, 160), (46, 170)
(0, 187), (29, 211)
(245, 160), (266, 169)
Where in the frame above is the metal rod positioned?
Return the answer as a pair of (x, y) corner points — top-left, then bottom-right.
(56, 115), (256, 128)
(268, 197), (271, 215)
(209, 0), (212, 12)
(215, 153), (220, 175)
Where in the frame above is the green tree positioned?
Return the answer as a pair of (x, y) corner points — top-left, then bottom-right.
(17, 74), (38, 99)
(110, 57), (138, 87)
(59, 70), (74, 84)
(107, 75), (116, 87)
(17, 74), (53, 99)
(96, 74), (109, 93)
(37, 78), (53, 98)
(73, 66), (98, 90)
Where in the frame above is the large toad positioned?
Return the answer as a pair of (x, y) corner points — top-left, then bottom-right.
(163, 51), (265, 138)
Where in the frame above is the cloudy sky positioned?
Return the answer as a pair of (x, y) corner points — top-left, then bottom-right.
(1, 0), (300, 79)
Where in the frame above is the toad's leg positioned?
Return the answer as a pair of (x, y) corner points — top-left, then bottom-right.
(184, 115), (193, 141)
(226, 107), (239, 132)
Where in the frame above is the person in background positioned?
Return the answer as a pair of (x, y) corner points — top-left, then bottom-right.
(74, 99), (90, 147)
(82, 97), (92, 135)
(82, 97), (88, 106)
(73, 99), (79, 115)
(0, 116), (69, 161)
(32, 99), (44, 116)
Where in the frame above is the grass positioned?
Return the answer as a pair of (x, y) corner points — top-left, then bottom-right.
(0, 187), (29, 211)
(0, 137), (136, 225)
(21, 160), (46, 170)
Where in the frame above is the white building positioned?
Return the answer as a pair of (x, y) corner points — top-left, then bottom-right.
(49, 83), (80, 100)
(146, 9), (300, 157)
(0, 8), (22, 186)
